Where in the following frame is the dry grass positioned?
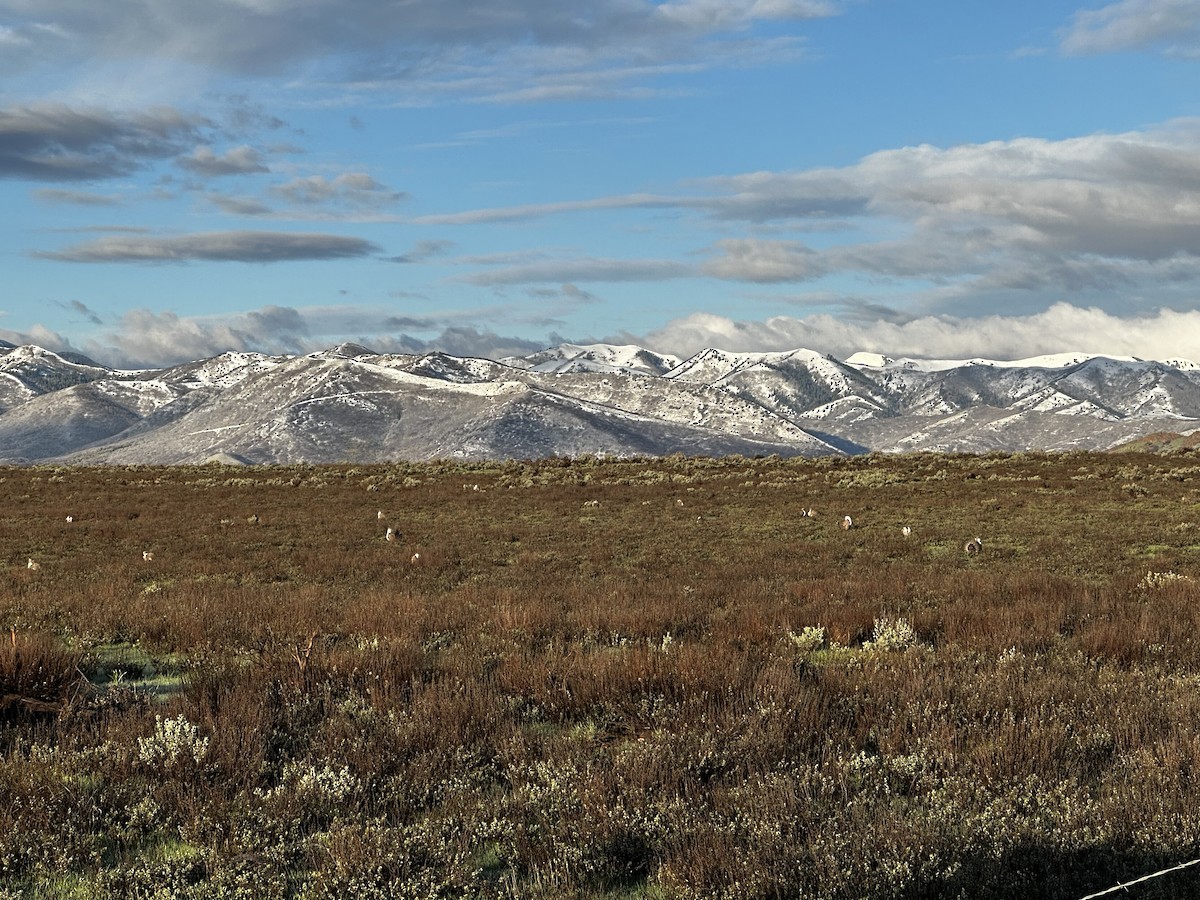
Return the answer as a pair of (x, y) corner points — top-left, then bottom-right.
(2, 451), (1200, 898)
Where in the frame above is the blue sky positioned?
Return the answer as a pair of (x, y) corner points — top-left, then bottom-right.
(4, 0), (1200, 367)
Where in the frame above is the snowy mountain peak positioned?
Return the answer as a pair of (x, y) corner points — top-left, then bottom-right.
(664, 346), (831, 380)
(843, 351), (893, 368)
(844, 350), (1144, 372)
(311, 342), (379, 360)
(509, 342), (680, 377)
(0, 344), (102, 369)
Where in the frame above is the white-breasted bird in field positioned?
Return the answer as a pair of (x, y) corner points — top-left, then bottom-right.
(143, 550), (154, 562)
(26, 558), (40, 571)
(385, 527), (397, 542)
(842, 515), (853, 530)
(964, 537), (983, 555)
(901, 525), (912, 537)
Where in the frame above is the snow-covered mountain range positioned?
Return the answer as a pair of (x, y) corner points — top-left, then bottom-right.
(2, 339), (1198, 464)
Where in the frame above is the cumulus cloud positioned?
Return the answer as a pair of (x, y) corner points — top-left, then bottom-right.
(0, 322), (86, 357)
(1060, 0), (1200, 57)
(0, 103), (203, 181)
(88, 309), (283, 367)
(33, 230), (381, 263)
(77, 304), (369, 367)
(698, 128), (1200, 259)
(640, 302), (1200, 362)
(177, 144), (268, 176)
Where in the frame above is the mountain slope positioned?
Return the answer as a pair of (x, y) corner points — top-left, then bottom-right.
(43, 354), (833, 464)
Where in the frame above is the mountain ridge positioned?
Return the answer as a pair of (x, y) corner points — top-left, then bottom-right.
(1, 341), (1197, 464)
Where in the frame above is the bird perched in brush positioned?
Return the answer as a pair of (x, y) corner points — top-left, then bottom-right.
(964, 537), (983, 555)
(26, 558), (40, 571)
(385, 527), (398, 542)
(142, 550), (154, 562)
(901, 525), (912, 537)
(842, 515), (853, 530)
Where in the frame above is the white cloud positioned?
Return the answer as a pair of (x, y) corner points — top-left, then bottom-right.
(698, 126), (1200, 312)
(0, 0), (840, 105)
(15, 300), (1200, 370)
(702, 238), (827, 281)
(701, 126), (1200, 260)
(1060, 0), (1200, 57)
(640, 302), (1200, 361)
(420, 123), (1200, 317)
(0, 322), (82, 356)
(655, 0), (835, 29)
(53, 304), (555, 367)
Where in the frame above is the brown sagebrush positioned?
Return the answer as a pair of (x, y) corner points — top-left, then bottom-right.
(0, 630), (86, 725)
(1, 454), (1200, 897)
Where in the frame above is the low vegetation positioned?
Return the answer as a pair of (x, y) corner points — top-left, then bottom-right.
(3, 451), (1200, 898)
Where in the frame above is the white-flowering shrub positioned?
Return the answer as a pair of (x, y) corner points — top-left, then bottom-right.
(786, 625), (826, 652)
(137, 715), (209, 767)
(264, 760), (359, 804)
(863, 617), (917, 652)
(1138, 570), (1193, 591)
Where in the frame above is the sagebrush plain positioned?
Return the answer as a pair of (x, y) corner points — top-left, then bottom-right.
(4, 452), (1200, 899)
